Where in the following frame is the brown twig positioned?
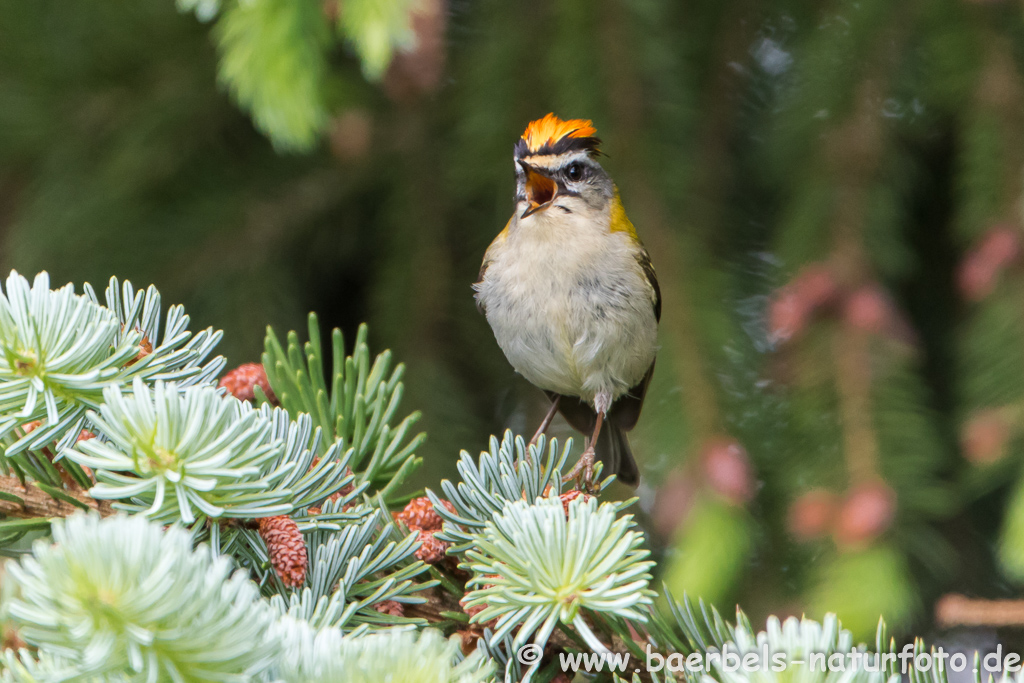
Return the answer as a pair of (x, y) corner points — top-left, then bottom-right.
(0, 474), (113, 519)
(936, 594), (1024, 628)
(833, 328), (879, 484)
(825, 80), (888, 485)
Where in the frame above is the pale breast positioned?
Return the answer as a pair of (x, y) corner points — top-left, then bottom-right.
(475, 213), (658, 404)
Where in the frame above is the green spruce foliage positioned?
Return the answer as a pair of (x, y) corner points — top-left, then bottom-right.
(6, 0), (1024, 677)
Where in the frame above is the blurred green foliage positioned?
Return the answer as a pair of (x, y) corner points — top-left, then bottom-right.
(6, 0), (1024, 643)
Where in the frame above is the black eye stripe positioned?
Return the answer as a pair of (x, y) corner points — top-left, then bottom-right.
(514, 159), (599, 183)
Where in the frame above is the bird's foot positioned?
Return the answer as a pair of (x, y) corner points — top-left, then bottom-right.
(562, 446), (598, 494)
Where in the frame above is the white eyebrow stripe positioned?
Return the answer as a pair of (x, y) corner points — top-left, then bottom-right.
(518, 151), (597, 174)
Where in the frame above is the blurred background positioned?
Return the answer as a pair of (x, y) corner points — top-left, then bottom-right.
(5, 0), (1024, 646)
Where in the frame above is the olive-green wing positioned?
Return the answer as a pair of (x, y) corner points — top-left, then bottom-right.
(637, 247), (661, 322)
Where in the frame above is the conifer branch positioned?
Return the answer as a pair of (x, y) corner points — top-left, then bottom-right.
(0, 474), (113, 519)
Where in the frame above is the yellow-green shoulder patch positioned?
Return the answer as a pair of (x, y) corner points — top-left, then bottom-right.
(495, 218), (511, 241)
(609, 188), (638, 239)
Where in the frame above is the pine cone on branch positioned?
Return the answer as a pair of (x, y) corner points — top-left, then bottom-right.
(258, 516), (307, 587)
(396, 496), (455, 531)
(219, 363), (278, 405)
(372, 599), (405, 617)
(414, 530), (450, 564)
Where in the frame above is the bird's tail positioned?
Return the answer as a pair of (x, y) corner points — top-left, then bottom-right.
(594, 422), (639, 487)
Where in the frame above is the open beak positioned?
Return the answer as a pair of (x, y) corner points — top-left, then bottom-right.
(519, 160), (557, 218)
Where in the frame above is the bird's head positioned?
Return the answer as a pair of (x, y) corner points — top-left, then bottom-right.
(513, 113), (614, 220)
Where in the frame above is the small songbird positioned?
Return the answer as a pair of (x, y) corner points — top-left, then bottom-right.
(474, 114), (660, 488)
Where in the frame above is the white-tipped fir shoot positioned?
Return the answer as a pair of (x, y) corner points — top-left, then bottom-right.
(93, 275), (225, 388)
(463, 494), (655, 655)
(429, 431), (572, 553)
(2, 514), (277, 682)
(0, 650), (82, 683)
(268, 619), (494, 683)
(708, 613), (895, 683)
(0, 272), (143, 456)
(0, 272), (224, 461)
(68, 379), (300, 523)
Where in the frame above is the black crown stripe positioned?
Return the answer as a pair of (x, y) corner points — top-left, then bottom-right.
(514, 135), (602, 159)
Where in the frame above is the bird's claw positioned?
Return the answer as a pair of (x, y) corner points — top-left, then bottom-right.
(562, 446), (598, 494)
(579, 451), (598, 494)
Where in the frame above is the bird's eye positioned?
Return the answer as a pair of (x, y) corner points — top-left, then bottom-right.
(565, 163), (584, 181)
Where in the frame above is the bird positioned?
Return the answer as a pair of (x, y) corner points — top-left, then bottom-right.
(473, 113), (660, 489)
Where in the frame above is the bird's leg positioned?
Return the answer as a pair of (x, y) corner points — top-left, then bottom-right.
(529, 395), (561, 447)
(577, 411), (604, 492)
(563, 392), (610, 493)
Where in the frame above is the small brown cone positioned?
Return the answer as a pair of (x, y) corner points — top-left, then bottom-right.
(258, 516), (308, 587)
(414, 529), (449, 564)
(396, 496), (454, 531)
(219, 363), (278, 405)
(458, 628), (482, 655)
(459, 593), (487, 620)
(460, 585), (498, 631)
(558, 489), (594, 516)
(372, 599), (405, 617)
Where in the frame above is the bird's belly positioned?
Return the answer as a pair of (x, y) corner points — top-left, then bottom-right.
(481, 247), (657, 403)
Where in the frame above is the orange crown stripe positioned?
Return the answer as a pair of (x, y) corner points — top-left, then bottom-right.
(521, 113), (598, 152)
